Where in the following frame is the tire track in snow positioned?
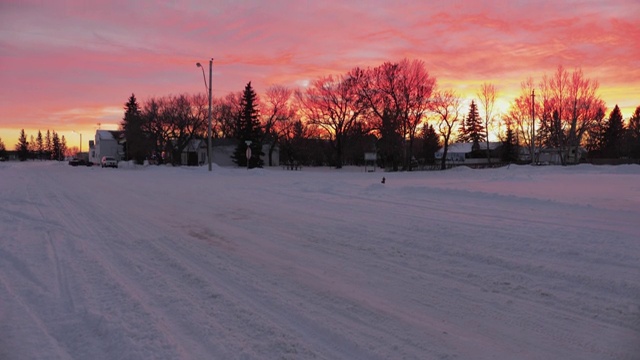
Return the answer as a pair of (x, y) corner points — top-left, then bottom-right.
(194, 186), (469, 359)
(5, 165), (186, 359)
(243, 173), (640, 359)
(3, 164), (638, 359)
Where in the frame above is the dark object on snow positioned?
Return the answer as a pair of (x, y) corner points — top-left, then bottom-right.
(381, 177), (386, 184)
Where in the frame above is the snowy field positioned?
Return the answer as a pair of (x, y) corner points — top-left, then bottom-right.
(1, 161), (639, 360)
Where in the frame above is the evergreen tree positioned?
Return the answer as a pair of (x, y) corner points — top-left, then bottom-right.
(45, 130), (52, 160)
(28, 135), (36, 158)
(628, 106), (640, 158)
(420, 124), (440, 165)
(630, 106), (640, 138)
(52, 131), (61, 160)
(232, 82), (264, 168)
(501, 126), (518, 163)
(121, 93), (148, 164)
(0, 137), (7, 160)
(16, 129), (29, 161)
(36, 130), (44, 160)
(458, 100), (485, 149)
(585, 107), (607, 157)
(602, 105), (624, 158)
(60, 135), (67, 159)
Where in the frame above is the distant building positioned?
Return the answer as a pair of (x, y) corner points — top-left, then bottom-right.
(210, 138), (237, 167)
(89, 130), (124, 164)
(88, 130), (280, 167)
(537, 147), (587, 165)
(179, 139), (208, 166)
(211, 138), (279, 167)
(516, 146), (587, 165)
(435, 142), (502, 166)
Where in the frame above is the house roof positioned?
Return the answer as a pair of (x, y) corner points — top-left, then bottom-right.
(97, 130), (124, 140)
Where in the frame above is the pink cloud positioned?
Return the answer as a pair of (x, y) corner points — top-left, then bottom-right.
(1, 0), (639, 148)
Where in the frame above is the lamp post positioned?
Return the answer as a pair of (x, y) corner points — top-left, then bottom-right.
(196, 59), (213, 171)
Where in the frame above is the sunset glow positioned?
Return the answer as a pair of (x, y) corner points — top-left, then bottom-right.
(1, 0), (639, 149)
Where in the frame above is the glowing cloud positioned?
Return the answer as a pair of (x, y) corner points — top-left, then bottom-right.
(1, 0), (638, 149)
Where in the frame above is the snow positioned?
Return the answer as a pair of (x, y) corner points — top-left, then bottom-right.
(1, 161), (639, 359)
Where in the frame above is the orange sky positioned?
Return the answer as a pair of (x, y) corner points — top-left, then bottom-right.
(1, 0), (639, 150)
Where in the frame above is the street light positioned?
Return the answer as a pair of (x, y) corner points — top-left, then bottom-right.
(196, 59), (213, 172)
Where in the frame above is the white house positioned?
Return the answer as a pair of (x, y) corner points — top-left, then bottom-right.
(180, 139), (208, 166)
(87, 132), (280, 167)
(537, 147), (587, 165)
(89, 130), (124, 164)
(435, 142), (502, 166)
(515, 146), (587, 165)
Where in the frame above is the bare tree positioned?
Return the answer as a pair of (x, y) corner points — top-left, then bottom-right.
(212, 92), (242, 139)
(539, 66), (605, 164)
(505, 78), (539, 162)
(477, 82), (496, 163)
(566, 69), (605, 163)
(140, 94), (206, 165)
(358, 59), (435, 170)
(190, 93), (209, 138)
(296, 72), (366, 168)
(280, 117), (321, 166)
(141, 97), (169, 161)
(430, 89), (463, 170)
(261, 85), (295, 166)
(538, 75), (565, 157)
(164, 94), (207, 164)
(358, 62), (403, 170)
(397, 59), (436, 170)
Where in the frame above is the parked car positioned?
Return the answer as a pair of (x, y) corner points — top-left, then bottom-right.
(101, 156), (118, 168)
(69, 158), (90, 166)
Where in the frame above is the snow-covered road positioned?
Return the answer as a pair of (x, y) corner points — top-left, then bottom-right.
(1, 161), (639, 359)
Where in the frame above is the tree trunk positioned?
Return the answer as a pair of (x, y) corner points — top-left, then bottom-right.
(441, 143), (449, 170)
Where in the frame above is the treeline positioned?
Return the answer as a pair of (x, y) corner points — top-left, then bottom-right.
(5, 129), (68, 161)
(122, 59), (441, 169)
(584, 105), (640, 160)
(120, 59), (640, 169)
(504, 67), (640, 165)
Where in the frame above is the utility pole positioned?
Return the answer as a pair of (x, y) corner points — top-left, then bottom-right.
(531, 89), (535, 164)
(197, 58), (214, 171)
(73, 131), (82, 155)
(207, 59), (213, 172)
